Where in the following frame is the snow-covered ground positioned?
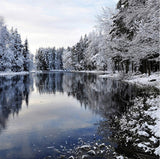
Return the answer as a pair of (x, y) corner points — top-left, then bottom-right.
(146, 95), (160, 155)
(99, 71), (160, 157)
(0, 71), (29, 76)
(99, 71), (160, 90)
(99, 71), (120, 79)
(124, 72), (160, 89)
(118, 95), (160, 156)
(1, 70), (159, 90)
(68, 70), (110, 74)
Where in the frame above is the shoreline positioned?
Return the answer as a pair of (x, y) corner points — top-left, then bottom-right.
(0, 70), (159, 90)
(98, 71), (160, 90)
(0, 71), (29, 77)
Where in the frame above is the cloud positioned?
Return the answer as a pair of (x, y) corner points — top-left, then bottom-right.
(0, 0), (117, 54)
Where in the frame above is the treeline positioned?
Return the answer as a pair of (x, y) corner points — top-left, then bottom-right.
(35, 47), (63, 70)
(0, 17), (33, 72)
(63, 33), (109, 71)
(35, 0), (159, 75)
(63, 0), (159, 74)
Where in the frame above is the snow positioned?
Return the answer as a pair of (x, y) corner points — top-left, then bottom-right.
(116, 156), (124, 159)
(118, 94), (160, 156)
(125, 72), (160, 89)
(99, 71), (160, 90)
(98, 71), (120, 79)
(137, 131), (149, 137)
(87, 150), (96, 155)
(155, 147), (160, 156)
(82, 155), (89, 159)
(70, 70), (109, 74)
(80, 145), (91, 150)
(146, 95), (160, 155)
(0, 71), (29, 76)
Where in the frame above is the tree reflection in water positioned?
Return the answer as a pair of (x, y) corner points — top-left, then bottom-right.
(0, 75), (33, 133)
(0, 72), (159, 158)
(35, 72), (159, 158)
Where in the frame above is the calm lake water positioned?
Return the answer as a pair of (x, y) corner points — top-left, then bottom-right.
(0, 72), (159, 159)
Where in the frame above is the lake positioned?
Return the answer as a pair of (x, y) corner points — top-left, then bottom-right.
(0, 72), (159, 159)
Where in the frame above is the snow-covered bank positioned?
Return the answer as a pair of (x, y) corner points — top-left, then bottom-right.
(99, 71), (160, 156)
(69, 70), (110, 74)
(32, 69), (110, 74)
(98, 71), (120, 79)
(99, 71), (160, 90)
(118, 95), (160, 156)
(31, 70), (65, 74)
(0, 71), (29, 77)
(146, 96), (160, 155)
(124, 72), (160, 89)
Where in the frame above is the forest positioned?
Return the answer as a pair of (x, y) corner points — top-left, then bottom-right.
(0, 0), (159, 75)
(0, 17), (33, 72)
(35, 0), (159, 75)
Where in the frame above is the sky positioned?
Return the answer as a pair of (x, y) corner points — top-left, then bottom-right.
(0, 0), (118, 54)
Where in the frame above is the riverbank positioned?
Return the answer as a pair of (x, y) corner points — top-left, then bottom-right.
(0, 71), (29, 77)
(99, 71), (160, 157)
(0, 70), (159, 90)
(1, 70), (159, 90)
(99, 71), (160, 90)
(0, 70), (159, 158)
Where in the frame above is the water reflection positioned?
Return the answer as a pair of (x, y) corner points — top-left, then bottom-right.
(0, 75), (33, 133)
(0, 72), (159, 159)
(35, 72), (138, 114)
(35, 73), (63, 94)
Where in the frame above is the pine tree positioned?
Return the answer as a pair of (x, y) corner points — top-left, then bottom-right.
(109, 0), (160, 73)
(0, 19), (14, 71)
(23, 39), (30, 71)
(11, 29), (24, 72)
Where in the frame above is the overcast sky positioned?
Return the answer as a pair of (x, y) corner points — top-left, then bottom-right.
(0, 0), (118, 54)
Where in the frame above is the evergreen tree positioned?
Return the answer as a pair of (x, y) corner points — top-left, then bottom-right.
(35, 47), (63, 71)
(11, 29), (24, 72)
(0, 18), (33, 72)
(23, 39), (30, 71)
(110, 0), (159, 73)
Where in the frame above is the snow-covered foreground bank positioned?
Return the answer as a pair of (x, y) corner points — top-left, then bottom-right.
(117, 95), (160, 156)
(99, 71), (160, 156)
(0, 71), (29, 77)
(146, 96), (160, 155)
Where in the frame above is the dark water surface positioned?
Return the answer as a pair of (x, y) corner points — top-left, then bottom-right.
(0, 72), (159, 159)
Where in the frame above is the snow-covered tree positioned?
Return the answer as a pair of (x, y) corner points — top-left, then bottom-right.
(55, 48), (63, 70)
(23, 39), (30, 71)
(0, 18), (33, 72)
(34, 0), (160, 74)
(0, 18), (12, 71)
(63, 35), (89, 71)
(11, 29), (24, 72)
(63, 47), (73, 70)
(35, 47), (63, 71)
(110, 0), (160, 73)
